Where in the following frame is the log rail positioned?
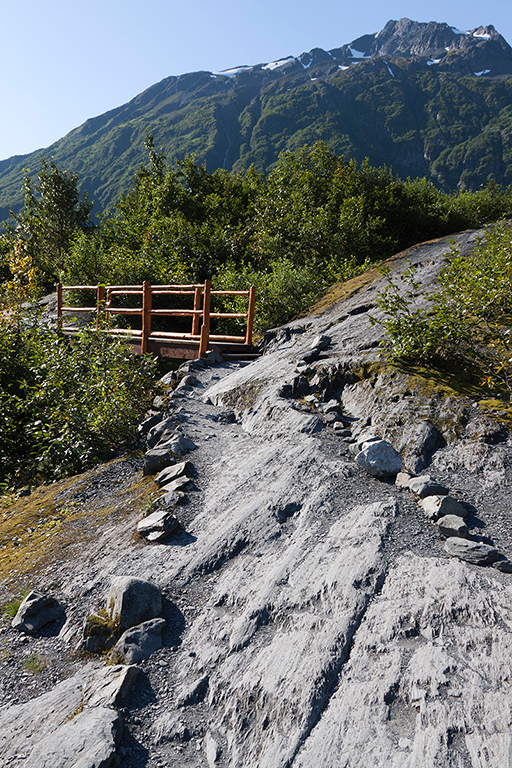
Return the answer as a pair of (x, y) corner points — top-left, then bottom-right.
(56, 280), (256, 360)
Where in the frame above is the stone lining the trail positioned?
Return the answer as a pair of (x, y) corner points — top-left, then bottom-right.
(12, 591), (65, 635)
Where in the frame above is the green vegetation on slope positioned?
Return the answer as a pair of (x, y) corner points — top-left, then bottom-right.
(1, 59), (512, 219)
(373, 220), (512, 399)
(1, 139), (512, 488)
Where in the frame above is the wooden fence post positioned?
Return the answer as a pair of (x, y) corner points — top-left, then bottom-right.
(96, 285), (104, 328)
(192, 285), (201, 336)
(245, 285), (256, 346)
(142, 281), (152, 354)
(56, 283), (63, 330)
(198, 279), (211, 357)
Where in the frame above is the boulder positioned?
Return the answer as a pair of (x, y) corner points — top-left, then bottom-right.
(112, 618), (166, 664)
(355, 440), (402, 478)
(137, 510), (181, 542)
(79, 612), (120, 654)
(408, 475), (449, 498)
(107, 576), (162, 629)
(436, 514), (469, 538)
(12, 591), (65, 634)
(444, 537), (500, 565)
(420, 495), (468, 521)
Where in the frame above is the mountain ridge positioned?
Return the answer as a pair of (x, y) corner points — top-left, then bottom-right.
(1, 18), (512, 220)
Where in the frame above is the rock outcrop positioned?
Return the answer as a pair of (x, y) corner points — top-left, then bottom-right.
(2, 229), (512, 767)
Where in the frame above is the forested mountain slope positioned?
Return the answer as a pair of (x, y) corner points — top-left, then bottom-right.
(1, 18), (512, 220)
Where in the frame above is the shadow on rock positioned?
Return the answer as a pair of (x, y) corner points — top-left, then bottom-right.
(118, 727), (150, 767)
(162, 597), (186, 648)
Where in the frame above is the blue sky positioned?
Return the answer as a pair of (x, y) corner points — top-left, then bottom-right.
(1, 0), (511, 161)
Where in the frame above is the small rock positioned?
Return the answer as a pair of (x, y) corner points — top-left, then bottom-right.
(147, 417), (178, 448)
(137, 510), (181, 541)
(112, 618), (166, 664)
(154, 490), (182, 510)
(436, 515), (469, 538)
(395, 471), (413, 489)
(159, 475), (190, 494)
(409, 475), (449, 498)
(143, 447), (177, 476)
(444, 537), (500, 565)
(158, 434), (197, 456)
(420, 495), (468, 521)
(355, 440), (402, 478)
(156, 460), (192, 487)
(312, 334), (331, 350)
(334, 427), (352, 437)
(138, 411), (163, 436)
(493, 559), (512, 573)
(12, 592), (65, 635)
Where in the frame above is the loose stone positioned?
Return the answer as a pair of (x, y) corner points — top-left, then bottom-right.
(436, 514), (469, 538)
(408, 474), (449, 498)
(420, 495), (469, 521)
(444, 537), (500, 565)
(355, 439), (402, 478)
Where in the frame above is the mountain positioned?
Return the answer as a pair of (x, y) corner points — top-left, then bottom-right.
(1, 18), (512, 220)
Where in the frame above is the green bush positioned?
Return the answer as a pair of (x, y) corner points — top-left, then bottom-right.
(0, 314), (158, 486)
(372, 220), (512, 397)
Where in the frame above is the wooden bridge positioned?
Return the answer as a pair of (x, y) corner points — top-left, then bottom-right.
(56, 280), (257, 361)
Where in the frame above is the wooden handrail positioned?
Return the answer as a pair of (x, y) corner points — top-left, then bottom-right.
(56, 280), (255, 359)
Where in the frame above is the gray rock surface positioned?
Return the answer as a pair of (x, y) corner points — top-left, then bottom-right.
(12, 591), (65, 634)
(113, 618), (166, 663)
(107, 576), (162, 629)
(4, 230), (512, 768)
(0, 663), (137, 767)
(28, 707), (122, 768)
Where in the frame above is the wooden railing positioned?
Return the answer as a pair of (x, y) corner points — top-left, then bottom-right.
(56, 280), (256, 358)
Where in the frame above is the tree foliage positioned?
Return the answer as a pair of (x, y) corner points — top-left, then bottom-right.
(1, 158), (94, 289)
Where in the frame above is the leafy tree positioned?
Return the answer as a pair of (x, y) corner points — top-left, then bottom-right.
(2, 157), (94, 287)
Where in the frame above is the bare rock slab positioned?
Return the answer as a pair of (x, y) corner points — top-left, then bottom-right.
(444, 537), (500, 565)
(12, 591), (65, 634)
(355, 439), (402, 477)
(28, 706), (122, 768)
(107, 576), (162, 629)
(420, 494), (468, 521)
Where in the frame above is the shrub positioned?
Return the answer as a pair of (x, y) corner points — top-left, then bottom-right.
(0, 313), (158, 486)
(372, 220), (512, 397)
